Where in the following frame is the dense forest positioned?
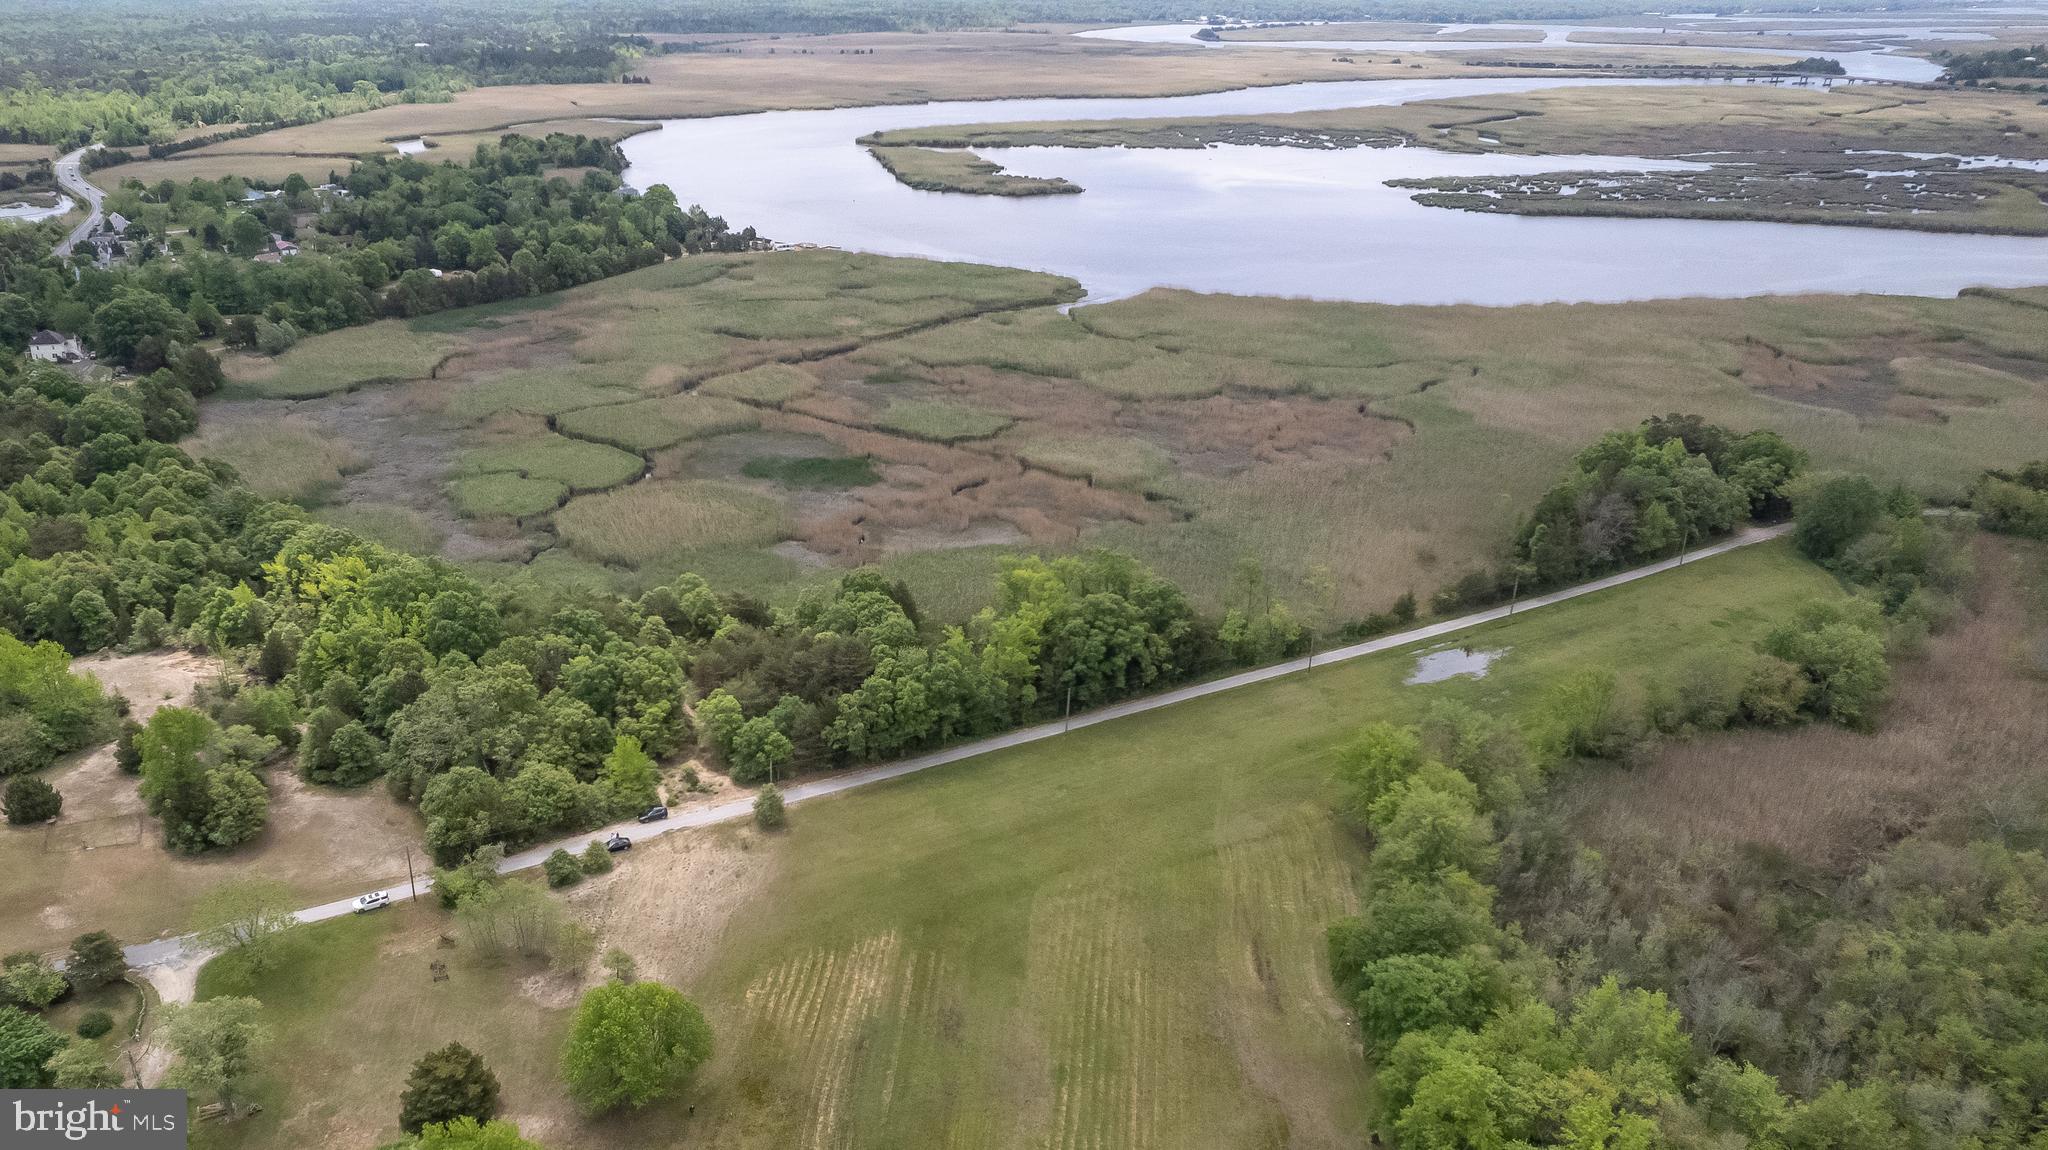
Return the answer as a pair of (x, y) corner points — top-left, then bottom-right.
(0, 1), (642, 147)
(0, 133), (755, 369)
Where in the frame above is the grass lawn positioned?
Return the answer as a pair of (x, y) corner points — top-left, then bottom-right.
(190, 540), (1840, 1150)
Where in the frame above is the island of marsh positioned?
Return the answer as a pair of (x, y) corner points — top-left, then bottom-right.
(198, 248), (2048, 627)
(862, 83), (2048, 232)
(863, 144), (1082, 196)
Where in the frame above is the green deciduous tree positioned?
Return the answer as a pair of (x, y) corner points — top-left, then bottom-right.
(48, 1041), (121, 1088)
(0, 1006), (63, 1088)
(162, 995), (267, 1116)
(599, 734), (659, 811)
(189, 878), (295, 971)
(560, 980), (714, 1113)
(0, 954), (67, 1009)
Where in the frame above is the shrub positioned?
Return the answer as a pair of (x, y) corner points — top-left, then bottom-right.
(579, 841), (614, 875)
(753, 783), (786, 830)
(543, 849), (582, 888)
(112, 720), (143, 774)
(3, 776), (61, 824)
(602, 949), (638, 984)
(399, 1041), (500, 1134)
(65, 931), (126, 988)
(76, 1010), (113, 1039)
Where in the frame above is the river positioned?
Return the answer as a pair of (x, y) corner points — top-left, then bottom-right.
(618, 36), (2048, 306)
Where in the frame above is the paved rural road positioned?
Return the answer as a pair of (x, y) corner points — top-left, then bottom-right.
(121, 522), (1794, 969)
(51, 146), (104, 258)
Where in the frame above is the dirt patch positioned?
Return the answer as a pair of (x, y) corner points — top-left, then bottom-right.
(563, 827), (774, 987)
(74, 649), (213, 719)
(517, 970), (583, 1010)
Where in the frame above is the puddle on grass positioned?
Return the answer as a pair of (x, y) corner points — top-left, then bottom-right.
(1406, 645), (1507, 685)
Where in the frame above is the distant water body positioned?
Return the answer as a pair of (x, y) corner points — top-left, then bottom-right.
(619, 39), (2048, 305)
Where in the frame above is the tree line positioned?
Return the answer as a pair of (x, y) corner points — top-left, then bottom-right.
(0, 0), (641, 148)
(0, 133), (756, 372)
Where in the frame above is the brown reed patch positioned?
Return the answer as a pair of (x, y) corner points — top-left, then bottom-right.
(1562, 535), (2048, 872)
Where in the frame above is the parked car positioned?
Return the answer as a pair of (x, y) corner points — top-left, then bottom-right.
(352, 891), (390, 913)
(605, 833), (632, 852)
(637, 805), (668, 823)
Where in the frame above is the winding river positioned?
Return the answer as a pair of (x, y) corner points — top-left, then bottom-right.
(618, 29), (2048, 305)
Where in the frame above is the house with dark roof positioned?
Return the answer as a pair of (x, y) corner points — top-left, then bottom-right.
(27, 329), (84, 363)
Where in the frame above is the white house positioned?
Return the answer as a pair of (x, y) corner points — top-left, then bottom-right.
(105, 211), (132, 235)
(27, 329), (84, 363)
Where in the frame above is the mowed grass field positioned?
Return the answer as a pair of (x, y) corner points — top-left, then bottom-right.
(206, 246), (2048, 622)
(191, 540), (1840, 1150)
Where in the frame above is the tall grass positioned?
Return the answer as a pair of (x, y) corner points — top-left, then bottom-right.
(553, 480), (786, 565)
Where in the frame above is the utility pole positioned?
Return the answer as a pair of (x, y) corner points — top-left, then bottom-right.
(404, 844), (417, 902)
(1063, 684), (1074, 733)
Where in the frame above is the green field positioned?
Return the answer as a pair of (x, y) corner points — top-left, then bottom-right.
(192, 540), (1840, 1150)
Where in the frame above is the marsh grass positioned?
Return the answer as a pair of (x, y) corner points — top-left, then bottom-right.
(1007, 434), (1172, 490)
(313, 504), (447, 554)
(698, 362), (820, 404)
(555, 394), (761, 452)
(554, 479), (787, 565)
(186, 417), (367, 503)
(865, 144), (1082, 196)
(224, 322), (455, 399)
(872, 398), (1012, 443)
(442, 367), (641, 423)
(460, 433), (644, 491)
(450, 472), (568, 519)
